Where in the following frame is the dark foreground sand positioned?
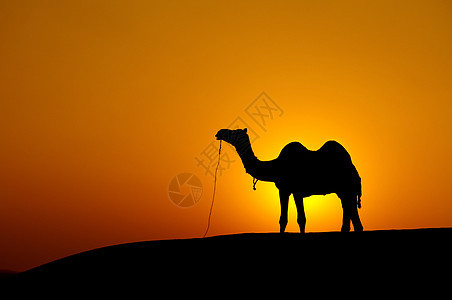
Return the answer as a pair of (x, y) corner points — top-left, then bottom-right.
(6, 228), (451, 293)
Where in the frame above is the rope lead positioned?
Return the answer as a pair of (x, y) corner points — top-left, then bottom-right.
(203, 140), (222, 238)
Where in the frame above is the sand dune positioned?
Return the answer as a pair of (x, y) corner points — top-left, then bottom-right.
(7, 228), (451, 293)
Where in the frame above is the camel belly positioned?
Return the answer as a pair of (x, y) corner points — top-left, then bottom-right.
(279, 168), (340, 196)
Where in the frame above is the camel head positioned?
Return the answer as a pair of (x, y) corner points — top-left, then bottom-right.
(215, 128), (248, 145)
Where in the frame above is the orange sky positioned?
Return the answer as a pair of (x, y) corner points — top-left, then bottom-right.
(1, 0), (452, 272)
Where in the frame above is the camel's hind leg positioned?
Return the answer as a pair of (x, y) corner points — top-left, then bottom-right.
(338, 193), (363, 232)
(350, 202), (363, 232)
(340, 203), (351, 232)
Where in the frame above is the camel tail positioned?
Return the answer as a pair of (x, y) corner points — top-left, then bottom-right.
(357, 180), (362, 209)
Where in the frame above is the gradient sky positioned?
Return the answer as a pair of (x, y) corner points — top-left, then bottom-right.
(1, 0), (452, 272)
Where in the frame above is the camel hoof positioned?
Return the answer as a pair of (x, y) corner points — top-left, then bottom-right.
(354, 226), (364, 232)
(279, 224), (287, 234)
(341, 227), (351, 233)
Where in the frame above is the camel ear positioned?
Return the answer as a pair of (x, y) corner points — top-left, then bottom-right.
(243, 128), (247, 133)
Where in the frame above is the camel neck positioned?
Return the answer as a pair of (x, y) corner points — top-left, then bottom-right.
(233, 135), (258, 173)
(233, 135), (279, 182)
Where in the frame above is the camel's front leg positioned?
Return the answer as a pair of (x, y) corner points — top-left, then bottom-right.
(279, 189), (290, 233)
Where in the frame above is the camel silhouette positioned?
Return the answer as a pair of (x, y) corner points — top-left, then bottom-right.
(215, 128), (363, 233)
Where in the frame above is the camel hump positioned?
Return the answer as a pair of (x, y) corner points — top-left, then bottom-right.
(319, 140), (345, 151)
(318, 140), (351, 158)
(278, 140), (353, 164)
(277, 142), (308, 159)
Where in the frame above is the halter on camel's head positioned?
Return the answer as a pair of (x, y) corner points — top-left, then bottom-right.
(215, 128), (247, 145)
(215, 128), (259, 190)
